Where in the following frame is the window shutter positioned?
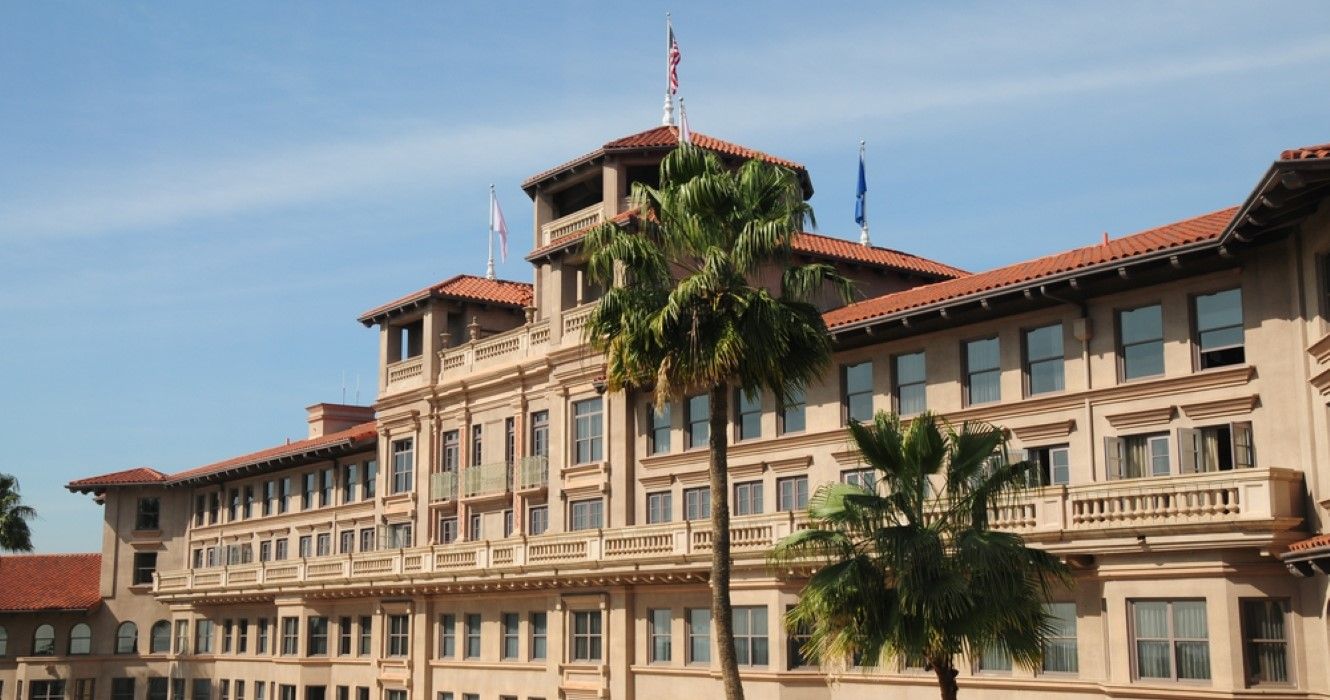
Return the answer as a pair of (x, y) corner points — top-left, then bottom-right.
(1104, 436), (1123, 480)
(1177, 428), (1198, 473)
(1231, 421), (1255, 469)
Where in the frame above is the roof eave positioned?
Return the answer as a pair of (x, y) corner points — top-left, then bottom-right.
(168, 436), (375, 488)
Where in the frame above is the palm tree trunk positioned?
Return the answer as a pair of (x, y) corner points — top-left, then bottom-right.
(708, 385), (743, 700)
(932, 660), (959, 700)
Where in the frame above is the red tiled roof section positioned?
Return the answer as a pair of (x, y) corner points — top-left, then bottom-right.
(358, 274), (533, 324)
(0, 554), (102, 612)
(1281, 142), (1330, 161)
(824, 207), (1239, 329)
(1288, 533), (1330, 552)
(67, 467), (167, 490)
(169, 421), (378, 483)
(791, 232), (967, 279)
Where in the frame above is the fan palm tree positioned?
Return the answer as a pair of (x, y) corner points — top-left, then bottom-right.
(771, 412), (1070, 700)
(582, 144), (851, 700)
(0, 474), (36, 552)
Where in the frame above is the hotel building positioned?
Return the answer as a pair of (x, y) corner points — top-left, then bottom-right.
(5, 128), (1330, 700)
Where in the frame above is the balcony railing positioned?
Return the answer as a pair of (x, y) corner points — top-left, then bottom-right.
(385, 356), (424, 386)
(562, 303), (595, 339)
(429, 471), (458, 502)
(462, 462), (512, 499)
(517, 455), (549, 490)
(438, 321), (551, 379)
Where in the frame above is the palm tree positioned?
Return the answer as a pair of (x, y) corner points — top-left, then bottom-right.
(771, 412), (1069, 700)
(0, 474), (36, 552)
(583, 144), (851, 700)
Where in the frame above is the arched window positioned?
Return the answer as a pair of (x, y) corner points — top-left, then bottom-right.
(69, 623), (91, 655)
(149, 621), (171, 653)
(0, 626), (8, 656)
(115, 621), (137, 654)
(32, 624), (55, 656)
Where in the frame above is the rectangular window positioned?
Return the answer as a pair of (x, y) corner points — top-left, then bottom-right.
(438, 516), (458, 544)
(777, 476), (809, 511)
(243, 485), (254, 518)
(786, 604), (811, 669)
(303, 473), (317, 510)
(684, 487), (710, 521)
(649, 609), (671, 663)
(736, 389), (762, 440)
(228, 488), (239, 520)
(385, 692), (405, 700)
(275, 539), (289, 560)
(439, 614), (455, 658)
(964, 337), (1001, 405)
(1195, 288), (1244, 369)
(842, 468), (876, 491)
(278, 687), (294, 700)
(338, 617), (352, 656)
(686, 394), (709, 448)
(259, 541), (271, 562)
(193, 681), (211, 700)
(342, 463), (359, 503)
(464, 614), (481, 659)
(442, 430), (460, 471)
(280, 617), (299, 656)
(279, 477), (291, 513)
(257, 618), (269, 654)
(1106, 434), (1171, 479)
(646, 491), (672, 524)
(360, 528), (375, 552)
(195, 619), (214, 654)
(1241, 599), (1289, 685)
(1024, 445), (1070, 486)
(1043, 602), (1078, 674)
(340, 530), (355, 555)
(223, 619), (234, 653)
(235, 682), (244, 700)
(573, 398), (604, 463)
(320, 468), (334, 507)
(358, 617), (372, 656)
(209, 491), (220, 523)
(732, 606), (769, 667)
(196, 494), (205, 526)
(1178, 422), (1255, 473)
(218, 680), (228, 700)
(392, 439), (415, 493)
(733, 481), (763, 516)
(687, 608), (711, 664)
(387, 522), (413, 548)
(133, 551), (158, 585)
(529, 410), (549, 457)
(530, 612), (547, 660)
(1120, 304), (1165, 380)
(136, 497), (161, 530)
(387, 615), (409, 657)
(470, 424), (483, 466)
(505, 417), (516, 466)
(72, 680), (93, 700)
(299, 535), (312, 558)
(842, 361), (874, 422)
(501, 613), (519, 660)
(1025, 324), (1065, 395)
(647, 403), (671, 455)
(570, 611), (602, 662)
(503, 509), (514, 538)
(316, 533), (331, 557)
(893, 351), (927, 414)
(237, 618), (248, 653)
(308, 617), (329, 656)
(779, 386), (806, 434)
(363, 460), (377, 499)
(148, 679), (169, 700)
(569, 498), (603, 531)
(978, 642), (1012, 673)
(467, 512), (481, 541)
(112, 679), (135, 700)
(264, 480), (275, 516)
(1131, 600), (1210, 681)
(528, 505), (549, 536)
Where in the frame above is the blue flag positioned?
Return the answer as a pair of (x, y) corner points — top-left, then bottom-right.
(854, 150), (867, 227)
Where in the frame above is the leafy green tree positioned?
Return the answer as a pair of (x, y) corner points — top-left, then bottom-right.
(0, 474), (36, 552)
(772, 412), (1069, 700)
(583, 144), (850, 700)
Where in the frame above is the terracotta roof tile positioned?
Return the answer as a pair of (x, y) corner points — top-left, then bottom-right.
(0, 554), (102, 612)
(824, 207), (1239, 330)
(791, 232), (967, 279)
(358, 274), (533, 325)
(168, 421), (378, 483)
(67, 467), (168, 491)
(1280, 142), (1330, 161)
(1288, 533), (1330, 552)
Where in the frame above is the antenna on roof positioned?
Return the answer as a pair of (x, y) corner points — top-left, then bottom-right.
(355, 374), (361, 405)
(341, 370), (347, 404)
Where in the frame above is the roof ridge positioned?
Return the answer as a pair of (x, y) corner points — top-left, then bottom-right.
(0, 552), (100, 558)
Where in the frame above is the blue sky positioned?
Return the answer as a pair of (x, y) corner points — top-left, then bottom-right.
(2, 1), (1329, 552)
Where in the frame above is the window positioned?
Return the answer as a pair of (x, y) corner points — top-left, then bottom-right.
(647, 403), (671, 455)
(732, 606), (768, 666)
(530, 612), (547, 660)
(501, 613), (519, 660)
(317, 533), (331, 557)
(529, 410), (549, 457)
(303, 473), (317, 510)
(687, 608), (711, 664)
(150, 620), (171, 653)
(1106, 434), (1171, 479)
(842, 361), (874, 422)
(68, 623), (91, 655)
(279, 477), (291, 513)
(112, 679), (135, 700)
(255, 684), (265, 700)
(978, 642), (1012, 673)
(1120, 304), (1165, 380)
(299, 535), (312, 558)
(1024, 445), (1070, 486)
(321, 467), (334, 507)
(649, 609), (671, 663)
(149, 679), (169, 700)
(340, 530), (355, 555)
(223, 619), (234, 653)
(386, 692), (406, 700)
(470, 424), (483, 466)
(1025, 324), (1064, 395)
(387, 615), (409, 657)
(306, 617), (329, 656)
(280, 617), (299, 655)
(686, 394), (709, 448)
(237, 618), (248, 653)
(442, 430), (460, 472)
(133, 552), (158, 585)
(573, 398), (604, 463)
(646, 491), (672, 524)
(73, 679), (94, 700)
(113, 621), (136, 654)
(528, 505), (549, 536)
(1043, 602), (1078, 674)
(893, 351), (927, 414)
(964, 337), (1001, 405)
(363, 460), (377, 499)
(392, 438), (415, 493)
(264, 480), (276, 516)
(229, 488), (240, 520)
(439, 614), (455, 657)
(777, 476), (809, 512)
(236, 683), (246, 700)
(1241, 599), (1289, 685)
(736, 390), (762, 440)
(219, 681), (229, 700)
(342, 463), (359, 503)
(1179, 422), (1254, 473)
(195, 619), (214, 654)
(257, 618), (270, 654)
(275, 539), (289, 560)
(503, 509), (514, 538)
(569, 499), (603, 530)
(358, 617), (372, 656)
(360, 528), (375, 552)
(467, 512), (481, 541)
(209, 491), (220, 523)
(243, 485), (254, 518)
(1132, 600), (1209, 681)
(439, 516), (458, 544)
(277, 687), (294, 700)
(733, 481), (763, 516)
(570, 611), (602, 662)
(175, 620), (189, 654)
(779, 386), (806, 434)
(1194, 288), (1244, 369)
(684, 487), (710, 521)
(786, 605), (811, 669)
(136, 497), (161, 530)
(193, 681), (211, 700)
(505, 417), (516, 466)
(842, 468), (876, 491)
(30, 681), (65, 700)
(464, 614), (481, 659)
(387, 522), (413, 548)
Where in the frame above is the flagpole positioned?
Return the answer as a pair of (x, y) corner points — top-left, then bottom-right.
(662, 13), (674, 126)
(858, 140), (871, 247)
(486, 184), (496, 280)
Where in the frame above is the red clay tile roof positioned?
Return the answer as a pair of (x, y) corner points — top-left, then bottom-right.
(0, 554), (102, 612)
(824, 207), (1239, 330)
(1280, 142), (1330, 161)
(358, 274), (533, 325)
(169, 421), (378, 483)
(1288, 533), (1330, 553)
(522, 126), (805, 190)
(67, 467), (168, 491)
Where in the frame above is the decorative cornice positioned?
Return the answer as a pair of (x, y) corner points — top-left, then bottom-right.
(728, 461), (766, 479)
(831, 449), (865, 467)
(1104, 406), (1176, 430)
(1010, 419), (1077, 443)
(1308, 331), (1330, 365)
(1178, 394), (1259, 420)
(767, 456), (812, 473)
(1311, 366), (1330, 397)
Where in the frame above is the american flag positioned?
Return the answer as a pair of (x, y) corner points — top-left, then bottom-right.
(668, 25), (680, 95)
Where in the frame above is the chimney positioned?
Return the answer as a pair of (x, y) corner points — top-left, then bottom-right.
(306, 403), (376, 439)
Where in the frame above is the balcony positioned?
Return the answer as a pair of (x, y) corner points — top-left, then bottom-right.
(538, 199), (630, 247)
(462, 461), (512, 500)
(517, 455), (549, 491)
(429, 471), (458, 502)
(385, 356), (424, 388)
(438, 321), (550, 380)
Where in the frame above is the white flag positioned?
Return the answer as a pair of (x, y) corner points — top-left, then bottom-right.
(491, 191), (509, 261)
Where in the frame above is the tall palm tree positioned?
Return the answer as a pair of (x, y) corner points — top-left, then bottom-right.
(583, 144), (851, 700)
(772, 412), (1069, 700)
(0, 474), (36, 552)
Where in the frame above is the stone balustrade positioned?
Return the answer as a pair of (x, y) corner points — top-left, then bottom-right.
(385, 356), (424, 387)
(540, 202), (606, 246)
(437, 321), (551, 380)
